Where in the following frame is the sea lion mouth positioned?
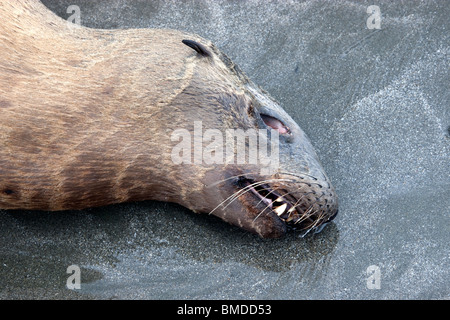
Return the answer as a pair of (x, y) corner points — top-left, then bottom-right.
(237, 176), (335, 236)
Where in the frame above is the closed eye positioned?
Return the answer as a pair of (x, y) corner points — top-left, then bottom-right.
(260, 114), (290, 134)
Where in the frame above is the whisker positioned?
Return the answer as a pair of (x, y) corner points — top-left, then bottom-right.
(251, 186), (326, 225)
(252, 204), (273, 223)
(277, 171), (318, 181)
(252, 188), (320, 225)
(206, 173), (252, 188)
(299, 208), (327, 237)
(208, 178), (292, 215)
(289, 190), (327, 213)
(206, 171), (296, 188)
(294, 205), (315, 224)
(309, 209), (325, 228)
(277, 171), (329, 188)
(252, 186), (286, 223)
(296, 209), (322, 237)
(206, 170), (326, 189)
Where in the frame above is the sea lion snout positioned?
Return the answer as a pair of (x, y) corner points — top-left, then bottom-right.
(200, 161), (338, 238)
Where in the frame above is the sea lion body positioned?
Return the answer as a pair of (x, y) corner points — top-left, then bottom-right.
(0, 1), (211, 210)
(0, 1), (338, 238)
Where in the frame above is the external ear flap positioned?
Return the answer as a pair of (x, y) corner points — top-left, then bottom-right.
(182, 39), (211, 57)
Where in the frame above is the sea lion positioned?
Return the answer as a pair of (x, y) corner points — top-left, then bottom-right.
(0, 0), (338, 238)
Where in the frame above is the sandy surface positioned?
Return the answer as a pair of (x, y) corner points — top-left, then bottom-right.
(1, 0), (448, 299)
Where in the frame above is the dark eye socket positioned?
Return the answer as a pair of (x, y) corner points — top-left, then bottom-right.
(260, 114), (290, 134)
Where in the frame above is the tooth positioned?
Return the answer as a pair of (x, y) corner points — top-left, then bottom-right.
(285, 208), (297, 222)
(274, 203), (288, 216)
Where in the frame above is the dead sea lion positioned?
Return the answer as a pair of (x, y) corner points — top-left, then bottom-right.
(0, 0), (338, 238)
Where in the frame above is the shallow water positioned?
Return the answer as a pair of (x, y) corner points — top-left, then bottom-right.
(1, 0), (449, 299)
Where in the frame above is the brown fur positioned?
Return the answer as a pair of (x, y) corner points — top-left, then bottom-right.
(0, 1), (226, 210)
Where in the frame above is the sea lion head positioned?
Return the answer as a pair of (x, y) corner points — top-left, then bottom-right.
(0, 1), (335, 239)
(169, 39), (338, 238)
